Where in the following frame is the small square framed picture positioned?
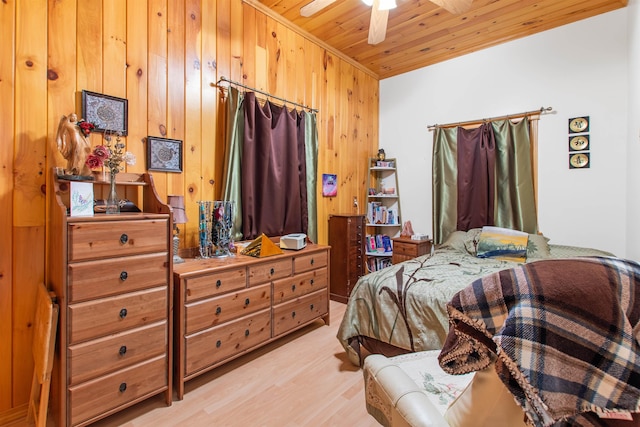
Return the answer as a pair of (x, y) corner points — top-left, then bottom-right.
(568, 116), (589, 134)
(568, 134), (590, 152)
(146, 136), (183, 172)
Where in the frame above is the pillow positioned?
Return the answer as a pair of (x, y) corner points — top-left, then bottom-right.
(527, 233), (551, 258)
(440, 230), (472, 253)
(441, 229), (483, 255)
(444, 365), (528, 427)
(476, 226), (528, 262)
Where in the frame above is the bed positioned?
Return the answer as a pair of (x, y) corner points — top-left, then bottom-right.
(336, 228), (615, 366)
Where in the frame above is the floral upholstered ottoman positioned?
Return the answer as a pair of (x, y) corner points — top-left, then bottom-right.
(363, 351), (527, 427)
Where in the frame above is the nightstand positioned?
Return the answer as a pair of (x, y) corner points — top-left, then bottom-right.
(391, 237), (433, 264)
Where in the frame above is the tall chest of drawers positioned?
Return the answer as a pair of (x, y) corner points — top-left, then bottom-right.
(328, 214), (365, 303)
(173, 243), (330, 400)
(47, 170), (173, 426)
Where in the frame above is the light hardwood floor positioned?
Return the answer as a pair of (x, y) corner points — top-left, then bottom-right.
(26, 301), (379, 427)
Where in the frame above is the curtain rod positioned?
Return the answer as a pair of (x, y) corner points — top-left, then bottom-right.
(427, 106), (554, 131)
(214, 76), (319, 113)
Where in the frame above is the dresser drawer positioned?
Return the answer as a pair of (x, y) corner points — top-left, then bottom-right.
(294, 251), (328, 274)
(185, 309), (271, 376)
(184, 267), (246, 303)
(185, 283), (271, 335)
(68, 321), (167, 385)
(68, 253), (168, 303)
(248, 258), (291, 286)
(68, 219), (168, 262)
(272, 267), (328, 304)
(68, 287), (167, 344)
(273, 289), (328, 337)
(393, 241), (419, 257)
(69, 355), (167, 426)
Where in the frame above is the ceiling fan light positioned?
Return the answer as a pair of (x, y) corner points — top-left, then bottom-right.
(362, 0), (374, 6)
(379, 0), (397, 10)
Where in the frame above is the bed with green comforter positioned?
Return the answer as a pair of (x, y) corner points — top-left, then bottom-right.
(336, 228), (614, 366)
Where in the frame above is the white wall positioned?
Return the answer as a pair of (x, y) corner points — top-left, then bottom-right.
(628, 0), (640, 261)
(380, 8), (631, 258)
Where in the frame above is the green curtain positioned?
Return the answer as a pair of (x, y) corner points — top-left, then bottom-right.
(432, 118), (537, 244)
(492, 118), (537, 234)
(221, 87), (245, 241)
(432, 127), (459, 244)
(303, 111), (319, 243)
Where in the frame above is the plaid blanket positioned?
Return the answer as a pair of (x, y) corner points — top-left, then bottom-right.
(438, 257), (640, 427)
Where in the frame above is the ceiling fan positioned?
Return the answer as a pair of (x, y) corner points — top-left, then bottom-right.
(300, 0), (473, 45)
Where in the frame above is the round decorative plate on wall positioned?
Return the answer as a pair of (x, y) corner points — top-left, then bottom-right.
(568, 116), (589, 134)
(569, 135), (589, 151)
(569, 152), (590, 169)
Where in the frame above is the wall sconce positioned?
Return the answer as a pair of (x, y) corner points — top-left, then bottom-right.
(168, 195), (188, 264)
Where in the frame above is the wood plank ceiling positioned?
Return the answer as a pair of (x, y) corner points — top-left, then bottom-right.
(255, 0), (628, 79)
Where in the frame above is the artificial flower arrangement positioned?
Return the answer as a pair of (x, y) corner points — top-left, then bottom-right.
(85, 130), (136, 176)
(77, 119), (95, 137)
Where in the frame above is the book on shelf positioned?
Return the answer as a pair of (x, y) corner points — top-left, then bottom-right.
(382, 235), (392, 253)
(366, 234), (393, 254)
(367, 256), (393, 272)
(367, 202), (398, 225)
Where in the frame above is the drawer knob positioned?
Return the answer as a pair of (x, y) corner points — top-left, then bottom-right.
(291, 311), (296, 318)
(310, 258), (315, 265)
(119, 345), (127, 356)
(245, 329), (250, 337)
(120, 233), (129, 244)
(216, 306), (222, 315)
(216, 340), (221, 348)
(310, 303), (314, 310)
(216, 279), (222, 288)
(119, 382), (127, 393)
(291, 284), (296, 292)
(310, 279), (314, 285)
(270, 268), (275, 275)
(244, 298), (250, 306)
(119, 308), (128, 319)
(120, 271), (128, 281)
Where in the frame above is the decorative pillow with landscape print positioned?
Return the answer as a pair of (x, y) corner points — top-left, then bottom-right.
(476, 226), (529, 262)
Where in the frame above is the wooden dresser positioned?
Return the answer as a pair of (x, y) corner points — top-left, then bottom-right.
(47, 170), (173, 426)
(173, 243), (330, 400)
(328, 214), (365, 303)
(391, 237), (433, 264)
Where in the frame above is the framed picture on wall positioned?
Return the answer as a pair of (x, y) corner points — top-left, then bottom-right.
(322, 174), (337, 197)
(568, 116), (589, 134)
(568, 134), (590, 152)
(146, 136), (183, 172)
(81, 90), (128, 135)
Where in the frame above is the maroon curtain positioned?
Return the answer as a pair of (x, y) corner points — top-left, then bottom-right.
(242, 93), (307, 240)
(456, 123), (495, 231)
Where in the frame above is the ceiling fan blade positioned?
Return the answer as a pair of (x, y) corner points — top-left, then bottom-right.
(368, 0), (389, 45)
(300, 0), (337, 17)
(430, 0), (473, 14)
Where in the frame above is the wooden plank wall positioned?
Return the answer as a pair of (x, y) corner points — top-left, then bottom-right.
(0, 0), (378, 416)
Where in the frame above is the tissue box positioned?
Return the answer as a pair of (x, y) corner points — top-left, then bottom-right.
(280, 233), (307, 250)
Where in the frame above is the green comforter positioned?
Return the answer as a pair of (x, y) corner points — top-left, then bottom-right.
(336, 229), (613, 366)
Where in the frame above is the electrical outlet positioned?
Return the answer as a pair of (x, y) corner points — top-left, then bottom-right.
(353, 196), (358, 207)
